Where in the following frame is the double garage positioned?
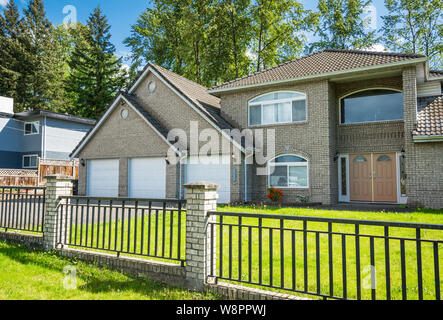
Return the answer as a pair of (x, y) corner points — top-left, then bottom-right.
(86, 156), (231, 203)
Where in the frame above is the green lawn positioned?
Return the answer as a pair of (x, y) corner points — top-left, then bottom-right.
(0, 241), (218, 300)
(215, 206), (443, 300)
(63, 205), (443, 300)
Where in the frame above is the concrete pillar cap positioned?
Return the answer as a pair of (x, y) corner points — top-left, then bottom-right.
(184, 182), (220, 190)
(44, 175), (74, 181)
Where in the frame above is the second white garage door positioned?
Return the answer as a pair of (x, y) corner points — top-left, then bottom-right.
(87, 159), (119, 197)
(128, 157), (166, 199)
(186, 155), (231, 204)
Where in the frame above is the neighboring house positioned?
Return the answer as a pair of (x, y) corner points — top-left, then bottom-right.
(71, 49), (443, 209)
(0, 97), (96, 169)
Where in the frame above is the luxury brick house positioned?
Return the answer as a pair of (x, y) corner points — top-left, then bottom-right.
(71, 49), (443, 209)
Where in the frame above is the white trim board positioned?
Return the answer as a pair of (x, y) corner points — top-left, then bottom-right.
(129, 65), (245, 154)
(70, 94), (181, 159)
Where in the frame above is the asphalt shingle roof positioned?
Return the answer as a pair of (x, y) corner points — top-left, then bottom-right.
(122, 92), (170, 138)
(414, 95), (443, 136)
(211, 49), (426, 91)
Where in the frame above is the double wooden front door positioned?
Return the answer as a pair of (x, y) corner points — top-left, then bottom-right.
(350, 153), (397, 203)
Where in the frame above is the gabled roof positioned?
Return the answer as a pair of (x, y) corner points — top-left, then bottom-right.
(429, 70), (443, 79)
(129, 63), (244, 152)
(131, 63), (234, 131)
(210, 49), (427, 92)
(70, 92), (180, 158)
(414, 95), (443, 138)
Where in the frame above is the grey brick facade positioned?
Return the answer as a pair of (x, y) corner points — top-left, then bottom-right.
(75, 59), (443, 209)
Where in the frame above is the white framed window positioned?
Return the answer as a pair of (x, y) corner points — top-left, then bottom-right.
(339, 89), (403, 124)
(23, 155), (38, 169)
(249, 91), (307, 126)
(24, 121), (40, 135)
(268, 155), (309, 188)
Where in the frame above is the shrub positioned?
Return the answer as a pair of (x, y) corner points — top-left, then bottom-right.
(267, 188), (283, 203)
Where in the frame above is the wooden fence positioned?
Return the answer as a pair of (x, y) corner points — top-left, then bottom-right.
(0, 158), (78, 187)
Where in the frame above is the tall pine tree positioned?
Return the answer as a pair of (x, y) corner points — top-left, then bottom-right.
(66, 7), (125, 119)
(20, 0), (61, 111)
(0, 0), (24, 110)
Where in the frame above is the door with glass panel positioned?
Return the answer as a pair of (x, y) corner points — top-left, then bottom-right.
(350, 155), (372, 202)
(373, 154), (397, 202)
(349, 153), (397, 203)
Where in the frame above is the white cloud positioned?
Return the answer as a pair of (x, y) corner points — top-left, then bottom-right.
(120, 64), (130, 73)
(362, 43), (387, 52)
(0, 0), (10, 7)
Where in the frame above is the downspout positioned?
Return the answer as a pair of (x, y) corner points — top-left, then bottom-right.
(244, 150), (254, 203)
(178, 151), (188, 200)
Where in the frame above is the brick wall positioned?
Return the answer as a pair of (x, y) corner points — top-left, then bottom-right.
(0, 231), (43, 248)
(77, 103), (178, 198)
(219, 80), (337, 205)
(403, 67), (443, 209)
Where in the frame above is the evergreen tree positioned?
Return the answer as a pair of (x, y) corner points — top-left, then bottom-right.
(309, 0), (378, 52)
(20, 0), (61, 111)
(382, 0), (442, 69)
(0, 0), (24, 110)
(66, 7), (125, 119)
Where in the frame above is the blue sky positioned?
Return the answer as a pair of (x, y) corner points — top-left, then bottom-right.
(1, 0), (389, 63)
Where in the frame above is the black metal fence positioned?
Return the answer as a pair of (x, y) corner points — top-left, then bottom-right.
(57, 196), (186, 265)
(207, 211), (443, 300)
(0, 186), (46, 233)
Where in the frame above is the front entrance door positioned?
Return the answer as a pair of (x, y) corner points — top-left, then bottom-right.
(373, 154), (397, 202)
(350, 153), (397, 203)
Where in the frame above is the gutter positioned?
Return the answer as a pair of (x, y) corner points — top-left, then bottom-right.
(413, 135), (443, 143)
(209, 57), (429, 94)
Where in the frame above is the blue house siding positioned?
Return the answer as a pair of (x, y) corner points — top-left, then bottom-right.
(44, 118), (91, 160)
(1, 110), (94, 169)
(0, 151), (22, 168)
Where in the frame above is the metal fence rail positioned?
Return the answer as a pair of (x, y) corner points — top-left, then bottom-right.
(58, 196), (186, 265)
(207, 211), (443, 300)
(0, 186), (46, 233)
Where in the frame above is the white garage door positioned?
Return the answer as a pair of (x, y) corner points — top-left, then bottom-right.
(186, 155), (231, 203)
(87, 159), (119, 197)
(128, 157), (166, 199)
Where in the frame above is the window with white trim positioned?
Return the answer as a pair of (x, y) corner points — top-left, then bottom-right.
(269, 155), (309, 188)
(340, 89), (404, 124)
(23, 155), (38, 168)
(24, 121), (39, 135)
(249, 92), (307, 126)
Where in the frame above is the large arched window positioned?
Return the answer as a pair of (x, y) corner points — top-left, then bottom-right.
(340, 89), (403, 124)
(268, 155), (309, 188)
(249, 91), (307, 126)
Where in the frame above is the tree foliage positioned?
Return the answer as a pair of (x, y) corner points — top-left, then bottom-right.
(309, 0), (378, 52)
(66, 7), (127, 119)
(382, 0), (443, 69)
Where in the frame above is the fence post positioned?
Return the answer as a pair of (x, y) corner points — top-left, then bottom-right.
(43, 175), (73, 251)
(184, 182), (219, 290)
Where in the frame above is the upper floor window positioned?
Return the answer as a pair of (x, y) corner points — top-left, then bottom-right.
(23, 155), (38, 168)
(340, 89), (404, 124)
(24, 121), (39, 135)
(249, 91), (307, 126)
(268, 155), (309, 188)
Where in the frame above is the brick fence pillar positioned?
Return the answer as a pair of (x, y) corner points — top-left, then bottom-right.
(184, 182), (219, 290)
(43, 175), (73, 251)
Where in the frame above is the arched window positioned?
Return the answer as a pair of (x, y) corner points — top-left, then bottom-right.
(249, 91), (307, 126)
(268, 155), (309, 188)
(340, 89), (404, 124)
